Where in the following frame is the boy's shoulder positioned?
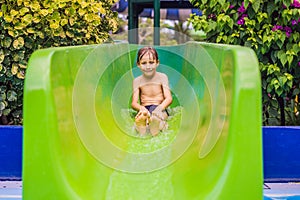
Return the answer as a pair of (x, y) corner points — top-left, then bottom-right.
(156, 72), (168, 80)
(133, 75), (143, 86)
(156, 72), (167, 77)
(133, 75), (142, 81)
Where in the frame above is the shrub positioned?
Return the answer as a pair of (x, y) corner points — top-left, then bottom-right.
(189, 0), (300, 125)
(0, 0), (118, 125)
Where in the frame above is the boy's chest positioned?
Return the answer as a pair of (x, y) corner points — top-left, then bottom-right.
(140, 83), (163, 96)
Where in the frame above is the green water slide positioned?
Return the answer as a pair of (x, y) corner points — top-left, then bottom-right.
(23, 42), (263, 199)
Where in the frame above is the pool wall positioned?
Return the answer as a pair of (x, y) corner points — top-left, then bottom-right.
(0, 126), (299, 182)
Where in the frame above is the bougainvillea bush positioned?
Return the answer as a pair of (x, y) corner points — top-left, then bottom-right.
(0, 0), (118, 125)
(189, 0), (300, 125)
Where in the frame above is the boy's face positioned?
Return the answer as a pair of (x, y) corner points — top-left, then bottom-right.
(137, 52), (159, 78)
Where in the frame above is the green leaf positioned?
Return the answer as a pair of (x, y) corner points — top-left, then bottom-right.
(32, 14), (41, 23)
(4, 14), (13, 23)
(278, 76), (287, 85)
(261, 46), (269, 54)
(23, 14), (33, 24)
(36, 31), (44, 39)
(51, 11), (61, 21)
(11, 63), (18, 75)
(276, 39), (284, 49)
(19, 63), (27, 69)
(27, 27), (35, 34)
(30, 2), (40, 12)
(10, 9), (18, 17)
(7, 90), (17, 101)
(267, 64), (280, 75)
(1, 4), (7, 13)
(65, 7), (76, 16)
(272, 78), (279, 85)
(277, 50), (287, 66)
(13, 51), (25, 62)
(269, 108), (279, 118)
(267, 84), (273, 93)
(19, 7), (29, 16)
(12, 110), (22, 118)
(270, 98), (278, 108)
(244, 0), (250, 8)
(3, 108), (11, 116)
(17, 71), (25, 79)
(267, 2), (276, 15)
(217, 0), (225, 6)
(59, 2), (66, 8)
(293, 88), (300, 95)
(0, 51), (4, 64)
(276, 87), (283, 96)
(69, 18), (75, 26)
(40, 9), (48, 16)
(66, 31), (74, 38)
(287, 80), (292, 88)
(84, 13), (94, 22)
(12, 37), (25, 49)
(251, 0), (261, 13)
(14, 22), (26, 30)
(0, 91), (6, 102)
(17, 0), (23, 6)
(60, 19), (68, 26)
(292, 44), (300, 53)
(50, 21), (60, 29)
(287, 55), (293, 65)
(0, 102), (5, 110)
(78, 8), (86, 16)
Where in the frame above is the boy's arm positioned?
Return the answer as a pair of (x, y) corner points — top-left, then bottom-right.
(156, 73), (173, 110)
(131, 78), (147, 112)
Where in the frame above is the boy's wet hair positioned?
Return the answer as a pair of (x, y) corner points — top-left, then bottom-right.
(137, 46), (159, 63)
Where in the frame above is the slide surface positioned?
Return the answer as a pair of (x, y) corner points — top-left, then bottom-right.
(23, 42), (263, 199)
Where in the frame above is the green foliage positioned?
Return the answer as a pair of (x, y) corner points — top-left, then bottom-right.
(189, 0), (300, 125)
(0, 0), (118, 125)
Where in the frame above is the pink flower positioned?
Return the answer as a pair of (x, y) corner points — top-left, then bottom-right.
(237, 2), (246, 13)
(291, 19), (298, 25)
(291, 0), (300, 8)
(272, 25), (283, 31)
(268, 93), (272, 98)
(237, 14), (247, 25)
(284, 26), (292, 37)
(229, 5), (235, 9)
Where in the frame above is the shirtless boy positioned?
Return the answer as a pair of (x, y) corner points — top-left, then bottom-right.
(131, 46), (172, 136)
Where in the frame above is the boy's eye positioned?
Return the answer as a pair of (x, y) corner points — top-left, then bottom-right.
(141, 61), (155, 65)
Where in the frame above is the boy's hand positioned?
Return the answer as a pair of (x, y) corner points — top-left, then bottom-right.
(135, 106), (149, 119)
(139, 105), (148, 112)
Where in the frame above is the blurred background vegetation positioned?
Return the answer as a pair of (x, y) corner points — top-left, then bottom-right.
(189, 0), (300, 125)
(0, 0), (118, 125)
(1, 0), (299, 126)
